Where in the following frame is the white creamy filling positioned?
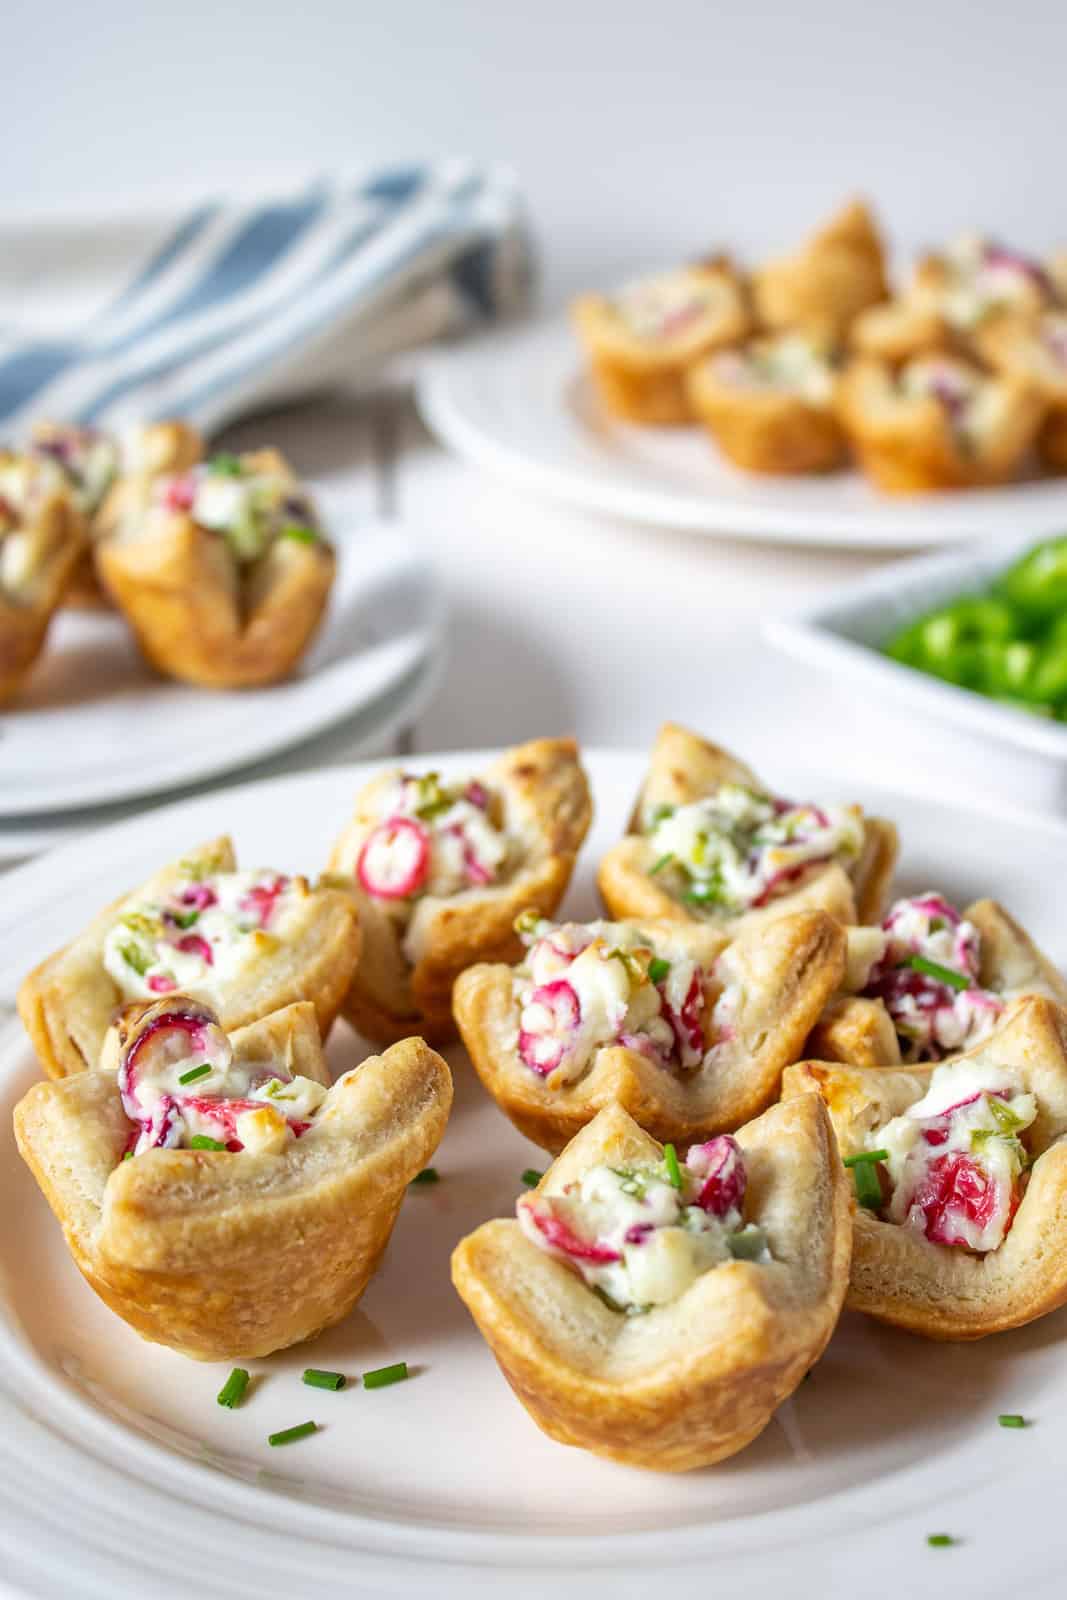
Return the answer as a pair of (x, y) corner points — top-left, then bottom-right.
(103, 870), (300, 1003)
(864, 893), (1002, 1057)
(613, 270), (718, 343)
(714, 335), (835, 403)
(646, 783), (862, 913)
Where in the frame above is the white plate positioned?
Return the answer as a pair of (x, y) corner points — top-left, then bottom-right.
(418, 318), (1067, 549)
(2, 749), (1067, 1598)
(0, 509), (445, 818)
(766, 531), (1067, 760)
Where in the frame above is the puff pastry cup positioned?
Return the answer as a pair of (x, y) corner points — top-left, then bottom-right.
(838, 353), (1043, 492)
(326, 739), (592, 1044)
(783, 996), (1067, 1340)
(18, 834), (361, 1080)
(454, 908), (844, 1152)
(31, 419), (203, 609)
(14, 997), (452, 1360)
(751, 200), (888, 340)
(597, 723), (897, 937)
(0, 451), (86, 704)
(96, 447), (334, 688)
(572, 259), (750, 424)
(687, 332), (846, 475)
(976, 310), (1067, 472)
(452, 1094), (850, 1470)
(808, 892), (1067, 1069)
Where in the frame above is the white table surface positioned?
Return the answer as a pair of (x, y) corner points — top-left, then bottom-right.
(217, 388), (1067, 820)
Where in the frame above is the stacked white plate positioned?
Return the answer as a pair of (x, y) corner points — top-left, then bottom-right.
(0, 510), (446, 862)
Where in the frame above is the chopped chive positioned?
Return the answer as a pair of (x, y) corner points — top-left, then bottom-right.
(178, 1062), (212, 1086)
(303, 1368), (346, 1391)
(268, 1420), (318, 1446)
(649, 853), (674, 876)
(852, 1161), (883, 1210)
(122, 1150), (134, 1162)
(843, 1149), (889, 1167)
(216, 1368), (250, 1408)
(362, 1361), (408, 1390)
(521, 1168), (544, 1188)
(998, 1413), (1027, 1428)
(647, 956), (671, 985)
(189, 1135), (226, 1151)
(281, 523), (318, 544)
(409, 1167), (440, 1186)
(210, 452), (243, 477)
(663, 1142), (684, 1190)
(927, 1534), (955, 1548)
(907, 954), (970, 992)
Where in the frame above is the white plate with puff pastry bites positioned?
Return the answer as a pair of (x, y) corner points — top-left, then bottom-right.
(0, 430), (444, 817)
(419, 201), (1067, 548)
(6, 737), (1067, 1600)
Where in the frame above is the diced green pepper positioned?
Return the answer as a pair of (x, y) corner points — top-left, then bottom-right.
(996, 536), (1067, 623)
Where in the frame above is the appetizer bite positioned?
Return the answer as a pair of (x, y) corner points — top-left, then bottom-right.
(18, 835), (361, 1080)
(0, 451), (86, 704)
(96, 448), (334, 688)
(452, 1095), (850, 1470)
(838, 353), (1043, 492)
(849, 296), (953, 362)
(809, 891), (1067, 1067)
(751, 200), (888, 340)
(572, 260), (750, 424)
(454, 909), (844, 1151)
(687, 332), (846, 474)
(15, 997), (452, 1359)
(912, 233), (1054, 339)
(597, 723), (897, 936)
(784, 996), (1067, 1339)
(327, 739), (592, 1043)
(976, 310), (1067, 471)
(31, 419), (202, 608)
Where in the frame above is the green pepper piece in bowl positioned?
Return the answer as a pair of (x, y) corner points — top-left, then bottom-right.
(996, 536), (1067, 625)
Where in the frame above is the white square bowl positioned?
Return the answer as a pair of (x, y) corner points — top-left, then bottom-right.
(764, 532), (1067, 760)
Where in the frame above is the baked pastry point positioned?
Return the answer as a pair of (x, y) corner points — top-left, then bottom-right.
(687, 333), (846, 475)
(572, 259), (750, 424)
(597, 722), (897, 936)
(452, 1094), (850, 1470)
(0, 454), (87, 704)
(976, 310), (1067, 472)
(752, 199), (889, 340)
(327, 738), (592, 1044)
(97, 448), (334, 688)
(18, 835), (361, 1080)
(783, 995), (1067, 1339)
(14, 999), (452, 1360)
(808, 895), (1067, 1068)
(454, 909), (845, 1152)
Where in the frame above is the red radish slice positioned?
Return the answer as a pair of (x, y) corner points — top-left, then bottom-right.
(357, 817), (430, 900)
(906, 1150), (1018, 1250)
(163, 475), (196, 512)
(147, 973), (178, 994)
(660, 970), (705, 1060)
(181, 883), (218, 911)
(176, 934), (213, 965)
(687, 1134), (746, 1218)
(525, 1203), (621, 1263)
(518, 980), (581, 1076)
(238, 874), (290, 928)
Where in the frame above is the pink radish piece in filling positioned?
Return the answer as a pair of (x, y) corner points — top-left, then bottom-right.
(686, 1135), (746, 1218)
(239, 874), (290, 928)
(163, 476), (196, 512)
(181, 883), (218, 911)
(119, 1009), (215, 1121)
(176, 934), (213, 965)
(518, 980), (581, 1076)
(147, 973), (178, 994)
(660, 970), (704, 1059)
(526, 1204), (622, 1264)
(357, 817), (430, 900)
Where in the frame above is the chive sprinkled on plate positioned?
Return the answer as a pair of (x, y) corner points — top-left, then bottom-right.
(843, 1149), (889, 1167)
(998, 1413), (1027, 1428)
(521, 1169), (544, 1188)
(663, 1142), (683, 1190)
(409, 1167), (440, 1186)
(927, 1534), (955, 1548)
(268, 1421), (318, 1446)
(190, 1135), (227, 1151)
(217, 1368), (250, 1409)
(647, 956), (670, 985)
(907, 954), (970, 992)
(303, 1368), (346, 1391)
(178, 1062), (212, 1086)
(363, 1361), (408, 1390)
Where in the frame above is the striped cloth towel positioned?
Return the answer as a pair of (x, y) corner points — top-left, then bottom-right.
(0, 161), (531, 437)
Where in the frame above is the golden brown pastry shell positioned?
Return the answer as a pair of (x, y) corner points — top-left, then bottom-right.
(752, 200), (888, 340)
(0, 491), (86, 705)
(14, 1004), (452, 1360)
(451, 1094), (851, 1471)
(328, 738), (592, 1043)
(686, 358), (846, 475)
(596, 722), (897, 935)
(454, 909), (845, 1152)
(18, 834), (361, 1080)
(783, 995), (1067, 1339)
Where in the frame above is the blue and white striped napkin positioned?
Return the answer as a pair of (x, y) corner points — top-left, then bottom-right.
(0, 161), (531, 436)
